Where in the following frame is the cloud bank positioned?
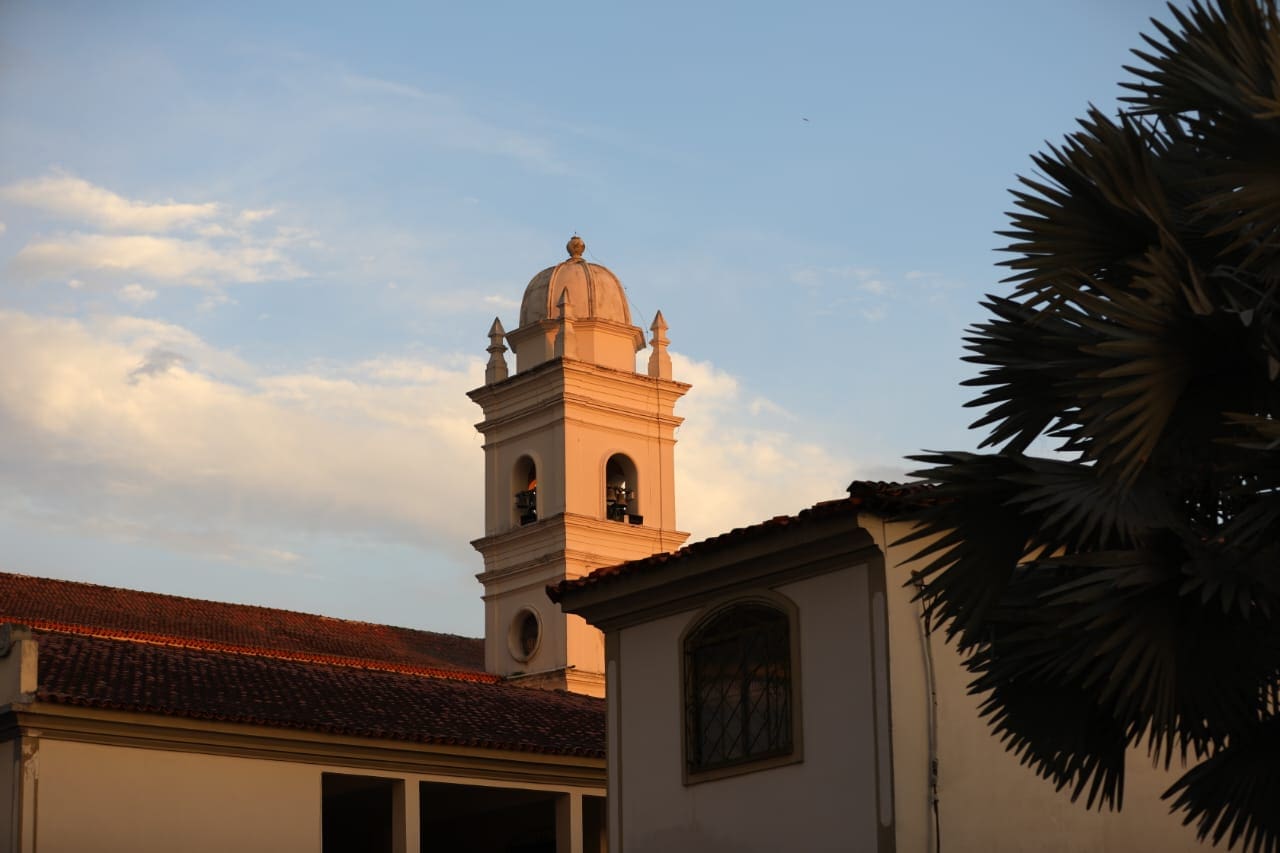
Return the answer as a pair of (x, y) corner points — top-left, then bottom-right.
(0, 310), (482, 567)
(0, 312), (861, 571)
(671, 353), (857, 540)
(0, 173), (221, 232)
(1, 173), (308, 290)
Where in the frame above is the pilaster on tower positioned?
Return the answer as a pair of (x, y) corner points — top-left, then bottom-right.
(468, 236), (690, 696)
(553, 289), (577, 360)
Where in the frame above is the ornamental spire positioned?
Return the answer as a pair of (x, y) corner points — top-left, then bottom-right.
(485, 317), (508, 385)
(647, 310), (671, 379)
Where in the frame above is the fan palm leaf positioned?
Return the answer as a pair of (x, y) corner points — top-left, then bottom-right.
(901, 2), (1280, 848)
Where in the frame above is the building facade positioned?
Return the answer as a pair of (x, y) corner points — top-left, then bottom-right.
(553, 485), (1216, 853)
(4, 233), (1213, 852)
(0, 575), (606, 853)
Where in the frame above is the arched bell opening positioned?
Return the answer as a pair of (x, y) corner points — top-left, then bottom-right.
(605, 453), (641, 525)
(513, 455), (538, 526)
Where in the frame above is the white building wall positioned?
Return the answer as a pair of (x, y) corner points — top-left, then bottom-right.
(23, 736), (604, 853)
(876, 520), (1211, 853)
(614, 567), (881, 853)
(31, 739), (322, 853)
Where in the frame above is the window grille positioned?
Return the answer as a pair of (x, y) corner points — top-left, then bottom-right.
(684, 603), (793, 775)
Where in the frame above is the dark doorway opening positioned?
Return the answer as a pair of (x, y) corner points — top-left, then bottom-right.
(323, 773), (398, 853)
(419, 782), (557, 853)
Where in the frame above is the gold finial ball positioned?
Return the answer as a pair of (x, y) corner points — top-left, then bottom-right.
(566, 235), (585, 259)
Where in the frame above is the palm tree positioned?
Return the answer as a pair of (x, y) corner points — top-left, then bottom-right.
(902, 1), (1280, 849)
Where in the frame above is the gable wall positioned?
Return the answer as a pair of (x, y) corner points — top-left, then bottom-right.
(611, 563), (884, 853)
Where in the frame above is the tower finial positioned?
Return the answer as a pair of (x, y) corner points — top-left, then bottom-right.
(485, 317), (509, 385)
(566, 235), (585, 259)
(648, 310), (672, 380)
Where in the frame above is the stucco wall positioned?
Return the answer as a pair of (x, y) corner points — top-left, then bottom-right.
(614, 566), (881, 853)
(875, 519), (1210, 853)
(30, 738), (321, 853)
(21, 733), (605, 853)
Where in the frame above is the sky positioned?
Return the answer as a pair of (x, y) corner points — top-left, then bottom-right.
(0, 0), (1176, 636)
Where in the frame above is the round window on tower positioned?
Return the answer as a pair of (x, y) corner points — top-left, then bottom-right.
(508, 607), (542, 663)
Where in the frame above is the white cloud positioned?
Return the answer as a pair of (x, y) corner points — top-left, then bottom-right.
(748, 396), (790, 419)
(237, 208), (276, 225)
(10, 232), (305, 286)
(0, 310), (863, 571)
(0, 172), (220, 232)
(117, 283), (157, 305)
(0, 222), (7, 235)
(1, 173), (310, 295)
(355, 356), (469, 385)
(669, 352), (859, 541)
(0, 310), (483, 563)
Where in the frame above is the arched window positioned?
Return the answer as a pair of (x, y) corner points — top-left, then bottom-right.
(683, 600), (797, 780)
(513, 456), (538, 526)
(605, 454), (640, 524)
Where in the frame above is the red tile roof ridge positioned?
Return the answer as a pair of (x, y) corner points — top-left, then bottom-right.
(10, 617), (500, 684)
(0, 570), (472, 638)
(0, 571), (484, 672)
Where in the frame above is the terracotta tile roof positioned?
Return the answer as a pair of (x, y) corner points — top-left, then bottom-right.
(548, 480), (933, 603)
(844, 479), (937, 514)
(31, 629), (604, 757)
(0, 571), (484, 677)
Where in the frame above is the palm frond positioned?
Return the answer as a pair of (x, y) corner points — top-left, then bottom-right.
(1164, 714), (1280, 853)
(903, 2), (1280, 846)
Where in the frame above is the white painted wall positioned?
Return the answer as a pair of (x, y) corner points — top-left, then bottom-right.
(31, 739), (321, 853)
(874, 519), (1211, 853)
(613, 567), (881, 853)
(24, 737), (604, 853)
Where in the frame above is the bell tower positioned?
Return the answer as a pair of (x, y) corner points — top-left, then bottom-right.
(469, 236), (690, 696)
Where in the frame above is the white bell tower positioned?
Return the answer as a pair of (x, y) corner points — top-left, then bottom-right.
(468, 236), (689, 696)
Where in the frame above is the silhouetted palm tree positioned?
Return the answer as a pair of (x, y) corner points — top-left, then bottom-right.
(903, 1), (1280, 849)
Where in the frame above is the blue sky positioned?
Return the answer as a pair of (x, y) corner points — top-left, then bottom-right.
(0, 0), (1173, 635)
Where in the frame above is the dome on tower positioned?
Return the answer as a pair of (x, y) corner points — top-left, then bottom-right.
(518, 236), (632, 328)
